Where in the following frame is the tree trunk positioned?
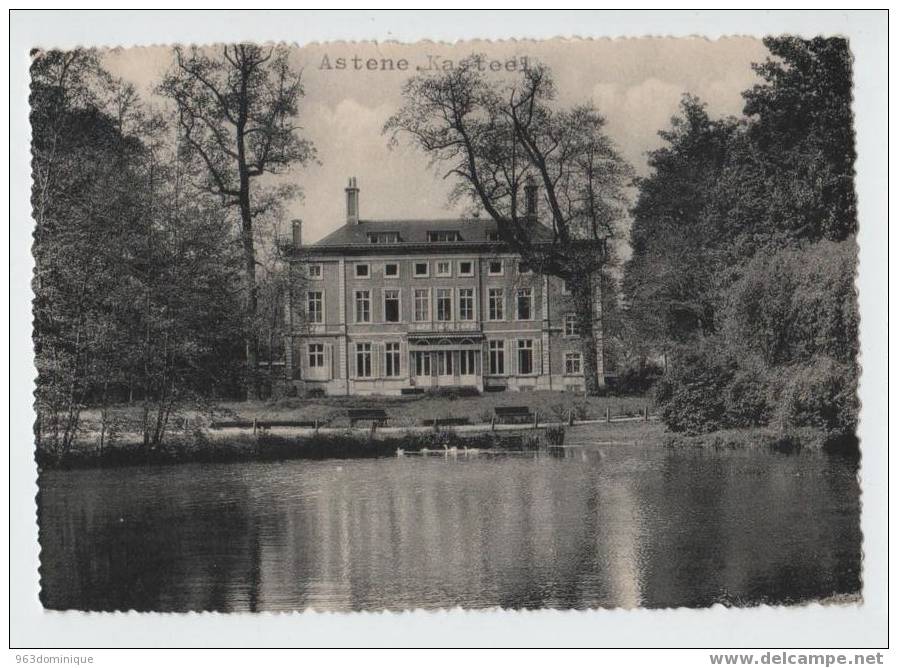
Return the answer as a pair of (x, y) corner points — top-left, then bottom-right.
(237, 92), (260, 401)
(570, 272), (605, 396)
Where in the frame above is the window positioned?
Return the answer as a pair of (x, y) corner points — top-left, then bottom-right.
(564, 313), (579, 337)
(488, 340), (505, 375)
(355, 343), (372, 378)
(355, 263), (370, 279)
(517, 339), (534, 375)
(436, 288), (452, 321)
(565, 352), (583, 375)
(308, 343), (324, 368)
(307, 291), (323, 324)
(487, 231), (501, 242)
(414, 288), (430, 322)
(414, 262), (429, 277)
(458, 260), (473, 276)
(427, 230), (461, 242)
(561, 280), (570, 295)
(436, 260), (451, 277)
(308, 264), (322, 280)
(488, 288), (504, 321)
(516, 288), (533, 320)
(368, 231), (400, 243)
(459, 350), (476, 375)
(384, 289), (400, 323)
(413, 351), (431, 376)
(384, 262), (399, 278)
(488, 260), (503, 276)
(436, 350), (453, 375)
(458, 288), (474, 321)
(355, 290), (370, 323)
(518, 261), (532, 274)
(385, 342), (401, 377)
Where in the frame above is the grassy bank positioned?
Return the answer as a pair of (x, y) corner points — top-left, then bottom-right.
(664, 426), (859, 456)
(76, 391), (654, 432)
(37, 425), (569, 471)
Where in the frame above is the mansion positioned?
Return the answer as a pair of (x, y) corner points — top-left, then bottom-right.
(283, 178), (603, 396)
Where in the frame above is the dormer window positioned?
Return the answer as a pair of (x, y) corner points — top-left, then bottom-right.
(427, 230), (462, 242)
(368, 231), (400, 244)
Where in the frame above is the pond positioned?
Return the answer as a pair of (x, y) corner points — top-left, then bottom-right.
(38, 426), (861, 611)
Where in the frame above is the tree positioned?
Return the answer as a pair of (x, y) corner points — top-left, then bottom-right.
(160, 44), (316, 398)
(627, 37), (859, 439)
(385, 57), (632, 394)
(32, 49), (249, 458)
(31, 49), (146, 455)
(623, 96), (738, 349)
(741, 36), (856, 243)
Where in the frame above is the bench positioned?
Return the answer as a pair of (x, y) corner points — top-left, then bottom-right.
(419, 417), (471, 427)
(347, 408), (388, 427)
(494, 406), (534, 424)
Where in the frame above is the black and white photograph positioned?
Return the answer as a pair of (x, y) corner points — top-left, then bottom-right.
(10, 8), (889, 652)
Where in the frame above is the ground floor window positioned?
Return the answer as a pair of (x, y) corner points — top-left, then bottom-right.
(435, 350), (453, 375)
(385, 342), (401, 377)
(308, 343), (324, 368)
(565, 351), (583, 375)
(517, 339), (534, 375)
(489, 340), (505, 375)
(355, 342), (372, 377)
(413, 351), (431, 377)
(459, 349), (476, 375)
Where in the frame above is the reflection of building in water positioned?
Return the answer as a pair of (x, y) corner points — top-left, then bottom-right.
(591, 475), (645, 609)
(249, 455), (647, 611)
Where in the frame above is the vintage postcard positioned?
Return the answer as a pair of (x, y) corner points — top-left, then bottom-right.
(12, 8), (888, 652)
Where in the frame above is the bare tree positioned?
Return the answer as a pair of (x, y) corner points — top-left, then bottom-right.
(385, 57), (631, 394)
(160, 44), (316, 398)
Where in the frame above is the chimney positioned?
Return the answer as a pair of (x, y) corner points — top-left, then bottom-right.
(291, 219), (303, 247)
(345, 176), (360, 225)
(524, 175), (538, 219)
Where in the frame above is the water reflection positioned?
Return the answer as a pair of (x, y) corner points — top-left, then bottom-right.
(38, 435), (861, 611)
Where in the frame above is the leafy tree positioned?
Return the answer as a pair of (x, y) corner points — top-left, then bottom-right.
(386, 56), (632, 394)
(160, 44), (317, 398)
(32, 49), (248, 457)
(741, 36), (856, 243)
(628, 37), (859, 438)
(624, 96), (738, 348)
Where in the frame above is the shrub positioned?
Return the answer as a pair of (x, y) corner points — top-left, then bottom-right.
(775, 356), (858, 435)
(654, 348), (735, 434)
(427, 386), (480, 400)
(305, 386), (326, 399)
(549, 402), (568, 422)
(610, 362), (664, 395)
(544, 425), (566, 446)
(723, 366), (772, 427)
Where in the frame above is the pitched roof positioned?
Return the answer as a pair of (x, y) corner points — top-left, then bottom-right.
(313, 217), (554, 248)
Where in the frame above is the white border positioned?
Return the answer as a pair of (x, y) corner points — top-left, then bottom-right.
(8, 9), (888, 649)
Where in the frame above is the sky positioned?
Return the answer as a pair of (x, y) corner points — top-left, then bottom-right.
(103, 37), (769, 246)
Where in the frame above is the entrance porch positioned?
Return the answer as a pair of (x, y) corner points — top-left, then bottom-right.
(408, 336), (483, 391)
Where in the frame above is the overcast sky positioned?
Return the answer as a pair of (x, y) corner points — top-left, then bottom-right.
(103, 37), (769, 245)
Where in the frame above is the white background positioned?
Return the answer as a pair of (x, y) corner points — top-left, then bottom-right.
(7, 8), (890, 653)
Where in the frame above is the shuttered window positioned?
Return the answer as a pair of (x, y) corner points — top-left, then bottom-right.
(355, 343), (372, 378)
